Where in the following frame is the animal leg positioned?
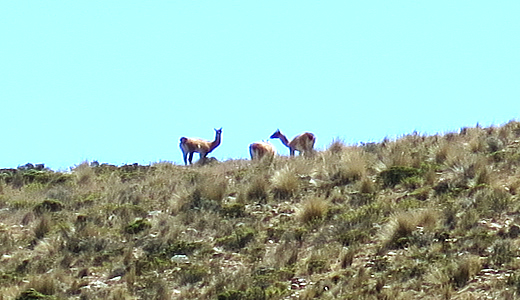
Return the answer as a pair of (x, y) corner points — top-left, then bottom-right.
(200, 152), (208, 163)
(183, 152), (188, 165)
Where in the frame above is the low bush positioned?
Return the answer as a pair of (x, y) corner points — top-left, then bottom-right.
(125, 218), (151, 234)
(378, 166), (421, 188)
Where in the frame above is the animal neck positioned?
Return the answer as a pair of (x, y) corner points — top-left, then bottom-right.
(276, 133), (291, 148)
(210, 131), (222, 151)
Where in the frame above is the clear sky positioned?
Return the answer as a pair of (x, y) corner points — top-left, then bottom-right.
(2, 1), (519, 170)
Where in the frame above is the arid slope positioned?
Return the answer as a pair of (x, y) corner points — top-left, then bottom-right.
(2, 121), (520, 299)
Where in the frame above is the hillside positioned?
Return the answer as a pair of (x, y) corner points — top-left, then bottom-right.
(2, 121), (520, 299)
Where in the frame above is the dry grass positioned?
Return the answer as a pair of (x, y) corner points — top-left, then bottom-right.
(321, 145), (368, 185)
(327, 138), (347, 154)
(298, 197), (328, 224)
(270, 166), (299, 200)
(380, 212), (418, 249)
(451, 255), (482, 288)
(243, 175), (269, 203)
(379, 208), (441, 250)
(2, 121), (520, 299)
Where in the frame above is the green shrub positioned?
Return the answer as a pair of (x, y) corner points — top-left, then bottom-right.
(307, 258), (328, 274)
(378, 166), (421, 188)
(216, 226), (256, 250)
(15, 288), (55, 300)
(125, 218), (151, 234)
(337, 228), (369, 246)
(143, 240), (203, 258)
(217, 286), (269, 300)
(33, 199), (64, 215)
(490, 239), (517, 267)
(178, 264), (209, 285)
(221, 203), (246, 218)
(217, 290), (245, 300)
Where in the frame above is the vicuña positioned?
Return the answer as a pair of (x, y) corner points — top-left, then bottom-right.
(270, 129), (315, 156)
(180, 128), (222, 165)
(249, 141), (275, 160)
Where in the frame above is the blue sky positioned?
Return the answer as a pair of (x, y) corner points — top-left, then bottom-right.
(2, 1), (519, 170)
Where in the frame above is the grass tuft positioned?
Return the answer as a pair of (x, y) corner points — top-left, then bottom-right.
(245, 175), (269, 203)
(34, 215), (52, 240)
(381, 212), (417, 249)
(327, 138), (347, 154)
(270, 167), (299, 199)
(451, 256), (481, 288)
(380, 209), (439, 249)
(298, 197), (328, 224)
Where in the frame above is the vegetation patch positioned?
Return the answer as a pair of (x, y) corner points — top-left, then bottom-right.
(216, 226), (256, 250)
(337, 228), (370, 246)
(299, 197), (328, 224)
(451, 256), (481, 289)
(271, 167), (299, 199)
(378, 166), (421, 188)
(178, 264), (209, 285)
(0, 271), (20, 285)
(221, 202), (246, 218)
(15, 288), (56, 300)
(33, 199), (64, 215)
(1, 165), (72, 187)
(245, 176), (269, 202)
(217, 288), (267, 300)
(125, 218), (152, 234)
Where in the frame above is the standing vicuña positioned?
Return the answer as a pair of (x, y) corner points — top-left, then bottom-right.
(180, 128), (222, 165)
(249, 141), (275, 160)
(270, 129), (315, 156)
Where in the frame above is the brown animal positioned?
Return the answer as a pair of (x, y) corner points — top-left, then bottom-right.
(270, 129), (315, 156)
(249, 141), (276, 160)
(180, 128), (222, 165)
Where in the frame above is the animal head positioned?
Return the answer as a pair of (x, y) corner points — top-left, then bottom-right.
(215, 128), (222, 135)
(270, 129), (281, 139)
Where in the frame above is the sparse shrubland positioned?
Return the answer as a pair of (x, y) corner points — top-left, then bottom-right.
(2, 121), (520, 299)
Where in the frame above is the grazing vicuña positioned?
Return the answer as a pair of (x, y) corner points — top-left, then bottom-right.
(249, 141), (275, 160)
